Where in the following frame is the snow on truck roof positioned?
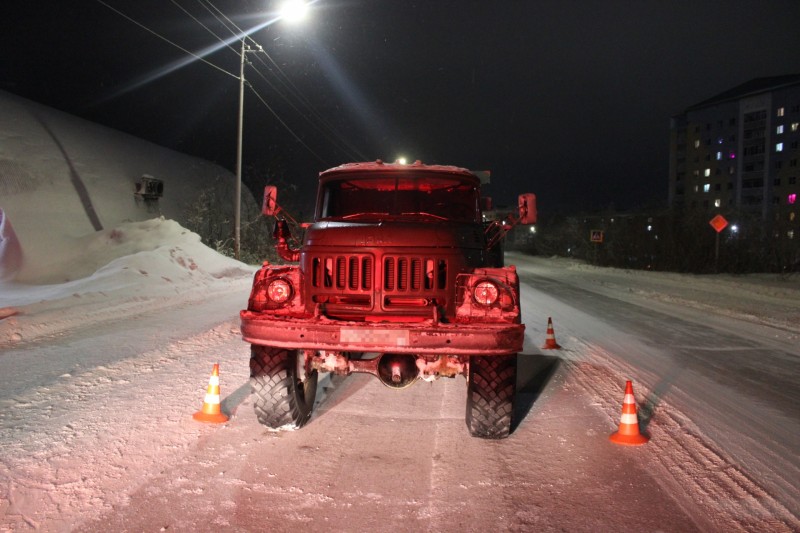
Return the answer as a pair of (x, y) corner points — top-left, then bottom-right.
(319, 161), (490, 184)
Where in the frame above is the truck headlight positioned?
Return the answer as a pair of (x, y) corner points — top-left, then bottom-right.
(267, 278), (293, 304)
(473, 280), (499, 306)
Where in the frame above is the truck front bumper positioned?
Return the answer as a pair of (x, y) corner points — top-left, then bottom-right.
(240, 311), (524, 355)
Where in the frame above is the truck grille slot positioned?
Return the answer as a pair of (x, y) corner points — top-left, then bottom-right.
(312, 255), (373, 290)
(383, 256), (447, 293)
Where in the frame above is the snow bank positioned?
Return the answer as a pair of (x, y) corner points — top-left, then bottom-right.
(0, 90), (255, 284)
(0, 208), (22, 281)
(512, 253), (800, 335)
(0, 217), (254, 347)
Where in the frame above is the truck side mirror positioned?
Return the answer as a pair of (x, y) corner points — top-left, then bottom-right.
(518, 193), (537, 225)
(262, 185), (279, 216)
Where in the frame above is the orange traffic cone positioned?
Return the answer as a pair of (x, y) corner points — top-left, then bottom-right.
(609, 380), (649, 445)
(193, 363), (229, 423)
(541, 317), (561, 349)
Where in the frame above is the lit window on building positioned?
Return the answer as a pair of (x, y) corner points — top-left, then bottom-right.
(694, 185), (699, 193)
(714, 199), (721, 207)
(788, 230), (795, 239)
(777, 107), (785, 117)
(777, 125), (784, 134)
(792, 122), (799, 132)
(694, 139), (700, 148)
(776, 143), (784, 152)
(790, 212), (796, 222)
(704, 168), (711, 177)
(703, 183), (710, 192)
(789, 193), (797, 205)
(716, 152), (722, 160)
(729, 151), (736, 159)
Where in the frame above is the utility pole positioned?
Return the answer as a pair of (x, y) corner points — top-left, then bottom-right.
(235, 40), (260, 260)
(234, 39), (246, 261)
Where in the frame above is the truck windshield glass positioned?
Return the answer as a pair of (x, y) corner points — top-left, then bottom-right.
(319, 174), (479, 222)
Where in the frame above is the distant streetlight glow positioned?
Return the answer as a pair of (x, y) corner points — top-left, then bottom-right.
(730, 224), (739, 233)
(397, 157), (408, 165)
(280, 0), (309, 22)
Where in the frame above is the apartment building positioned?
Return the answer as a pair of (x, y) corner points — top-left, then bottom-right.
(669, 75), (800, 240)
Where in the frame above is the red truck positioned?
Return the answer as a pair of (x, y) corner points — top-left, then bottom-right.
(240, 160), (536, 438)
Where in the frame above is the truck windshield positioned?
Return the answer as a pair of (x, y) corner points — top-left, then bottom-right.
(318, 174), (480, 222)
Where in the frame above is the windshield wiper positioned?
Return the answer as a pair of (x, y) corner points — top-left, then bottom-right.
(338, 212), (390, 220)
(400, 212), (449, 221)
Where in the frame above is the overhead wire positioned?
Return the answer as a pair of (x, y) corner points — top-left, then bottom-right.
(245, 82), (328, 165)
(93, 0), (238, 80)
(169, 0), (240, 56)
(248, 48), (369, 161)
(197, 0), (367, 161)
(95, 0), (366, 164)
(194, 0), (340, 162)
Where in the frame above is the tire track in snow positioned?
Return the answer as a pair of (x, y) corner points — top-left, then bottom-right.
(562, 336), (799, 532)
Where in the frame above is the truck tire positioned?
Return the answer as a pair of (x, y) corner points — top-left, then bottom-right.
(466, 354), (517, 439)
(250, 345), (318, 429)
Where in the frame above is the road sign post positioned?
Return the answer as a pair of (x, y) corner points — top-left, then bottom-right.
(589, 230), (603, 264)
(709, 215), (728, 272)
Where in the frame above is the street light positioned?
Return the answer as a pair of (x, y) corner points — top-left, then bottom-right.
(234, 1), (309, 260)
(280, 0), (309, 22)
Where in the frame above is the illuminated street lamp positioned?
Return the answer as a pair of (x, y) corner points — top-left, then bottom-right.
(280, 0), (309, 22)
(234, 1), (309, 260)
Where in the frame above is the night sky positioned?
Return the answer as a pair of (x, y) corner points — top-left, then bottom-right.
(3, 1), (800, 214)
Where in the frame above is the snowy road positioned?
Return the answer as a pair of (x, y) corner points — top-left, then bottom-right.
(1, 254), (798, 532)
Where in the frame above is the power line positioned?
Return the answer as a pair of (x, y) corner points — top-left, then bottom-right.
(95, 0), (366, 163)
(245, 80), (330, 166)
(169, 0), (240, 57)
(198, 0), (367, 161)
(244, 52), (365, 161)
(93, 0), (237, 80)
(249, 48), (368, 161)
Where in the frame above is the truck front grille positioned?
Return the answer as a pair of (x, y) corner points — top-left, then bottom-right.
(309, 254), (449, 313)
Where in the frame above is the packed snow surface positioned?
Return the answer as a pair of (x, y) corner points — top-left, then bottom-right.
(0, 228), (798, 531)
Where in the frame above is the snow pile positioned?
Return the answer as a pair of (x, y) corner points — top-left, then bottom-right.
(0, 208), (22, 281)
(0, 217), (254, 347)
(517, 253), (800, 336)
(0, 90), (251, 284)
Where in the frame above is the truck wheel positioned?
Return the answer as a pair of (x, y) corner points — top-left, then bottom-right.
(250, 345), (318, 429)
(466, 354), (517, 439)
